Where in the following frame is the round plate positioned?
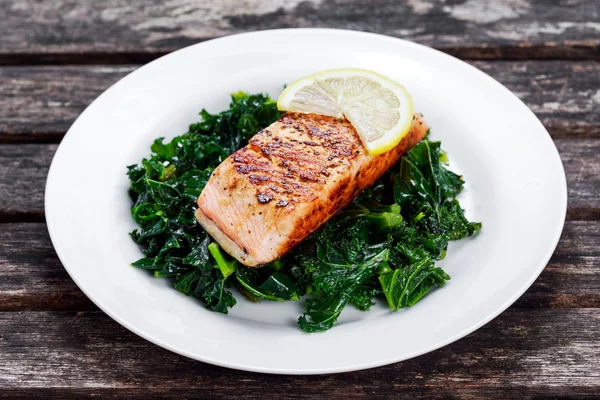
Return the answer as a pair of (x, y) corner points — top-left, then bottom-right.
(46, 29), (567, 374)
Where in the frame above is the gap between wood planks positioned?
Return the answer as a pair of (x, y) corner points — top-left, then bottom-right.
(1, 44), (599, 67)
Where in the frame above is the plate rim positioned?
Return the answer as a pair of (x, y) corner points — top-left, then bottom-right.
(45, 28), (568, 374)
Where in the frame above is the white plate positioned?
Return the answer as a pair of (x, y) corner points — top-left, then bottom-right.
(45, 29), (567, 374)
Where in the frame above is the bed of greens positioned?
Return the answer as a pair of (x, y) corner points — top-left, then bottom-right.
(127, 92), (481, 332)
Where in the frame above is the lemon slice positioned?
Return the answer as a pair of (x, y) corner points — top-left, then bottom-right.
(277, 68), (414, 155)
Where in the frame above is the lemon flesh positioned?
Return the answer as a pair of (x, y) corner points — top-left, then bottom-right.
(277, 68), (414, 155)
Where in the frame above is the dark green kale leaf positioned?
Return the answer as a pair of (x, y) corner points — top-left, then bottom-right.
(379, 258), (450, 310)
(350, 285), (382, 311)
(393, 140), (481, 240)
(297, 217), (391, 332)
(298, 254), (385, 333)
(236, 268), (300, 301)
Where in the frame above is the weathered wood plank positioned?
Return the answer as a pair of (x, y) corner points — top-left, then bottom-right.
(556, 140), (600, 221)
(1, 140), (597, 220)
(1, 0), (599, 63)
(472, 61), (600, 139)
(5, 386), (596, 400)
(0, 309), (597, 396)
(1, 62), (599, 141)
(0, 223), (95, 311)
(0, 221), (597, 311)
(0, 144), (56, 220)
(514, 220), (599, 308)
(0, 66), (137, 141)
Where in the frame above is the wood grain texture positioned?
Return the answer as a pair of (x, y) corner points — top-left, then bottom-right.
(0, 1), (597, 396)
(0, 66), (137, 141)
(0, 221), (597, 311)
(0, 309), (598, 397)
(1, 62), (599, 141)
(473, 61), (600, 139)
(557, 140), (600, 221)
(513, 220), (600, 308)
(0, 144), (56, 220)
(1, 0), (599, 64)
(1, 140), (598, 220)
(0, 223), (95, 311)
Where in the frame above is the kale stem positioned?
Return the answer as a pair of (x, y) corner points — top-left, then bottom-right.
(208, 242), (237, 278)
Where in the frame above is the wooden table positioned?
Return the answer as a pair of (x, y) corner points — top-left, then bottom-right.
(1, 1), (599, 398)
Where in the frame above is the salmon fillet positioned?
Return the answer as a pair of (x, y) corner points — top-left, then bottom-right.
(196, 112), (428, 266)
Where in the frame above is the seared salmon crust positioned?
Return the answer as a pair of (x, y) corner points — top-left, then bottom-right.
(196, 112), (428, 266)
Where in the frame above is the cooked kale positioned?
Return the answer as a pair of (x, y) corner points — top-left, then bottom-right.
(127, 92), (481, 331)
(127, 92), (280, 314)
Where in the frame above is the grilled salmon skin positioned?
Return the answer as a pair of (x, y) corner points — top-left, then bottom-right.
(196, 112), (428, 266)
